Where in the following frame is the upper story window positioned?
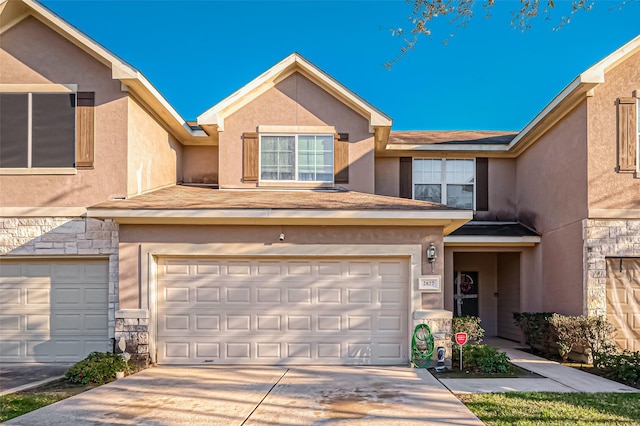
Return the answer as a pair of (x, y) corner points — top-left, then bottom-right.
(413, 159), (475, 209)
(260, 134), (334, 182)
(0, 93), (76, 168)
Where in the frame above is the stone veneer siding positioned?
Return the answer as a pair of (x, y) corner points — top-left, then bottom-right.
(583, 219), (640, 316)
(412, 310), (453, 366)
(0, 217), (119, 338)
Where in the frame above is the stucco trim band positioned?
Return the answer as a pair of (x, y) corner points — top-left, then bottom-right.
(589, 209), (640, 219)
(139, 243), (423, 364)
(0, 168), (77, 175)
(0, 207), (87, 217)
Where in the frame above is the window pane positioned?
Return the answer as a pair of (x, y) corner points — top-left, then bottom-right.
(415, 184), (441, 203)
(0, 94), (29, 168)
(445, 159), (474, 184)
(447, 184), (473, 209)
(296, 134), (333, 182)
(32, 94), (75, 168)
(260, 135), (295, 180)
(414, 159), (442, 184)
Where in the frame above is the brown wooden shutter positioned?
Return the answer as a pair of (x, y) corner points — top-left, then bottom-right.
(243, 132), (259, 182)
(399, 157), (412, 199)
(617, 97), (637, 172)
(75, 92), (95, 169)
(334, 133), (349, 184)
(475, 158), (489, 211)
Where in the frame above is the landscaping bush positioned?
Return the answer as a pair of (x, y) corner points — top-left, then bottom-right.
(65, 352), (131, 385)
(549, 313), (583, 362)
(593, 345), (640, 386)
(513, 312), (555, 354)
(579, 316), (616, 359)
(452, 316), (484, 344)
(460, 344), (511, 374)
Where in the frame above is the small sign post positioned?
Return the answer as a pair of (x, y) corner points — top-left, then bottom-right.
(455, 332), (468, 370)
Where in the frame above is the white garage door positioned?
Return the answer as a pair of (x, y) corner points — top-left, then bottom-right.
(0, 259), (110, 362)
(157, 257), (409, 365)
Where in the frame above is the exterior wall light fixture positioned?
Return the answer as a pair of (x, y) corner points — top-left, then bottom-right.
(427, 242), (437, 272)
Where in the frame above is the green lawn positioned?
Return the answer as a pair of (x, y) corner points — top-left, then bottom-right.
(0, 380), (94, 422)
(0, 393), (68, 422)
(459, 392), (640, 426)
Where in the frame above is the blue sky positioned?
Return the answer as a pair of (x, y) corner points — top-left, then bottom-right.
(41, 0), (638, 131)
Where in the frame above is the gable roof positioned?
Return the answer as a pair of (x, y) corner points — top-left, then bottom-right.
(197, 53), (392, 139)
(384, 34), (640, 156)
(0, 0), (212, 145)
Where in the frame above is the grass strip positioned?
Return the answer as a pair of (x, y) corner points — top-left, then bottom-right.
(459, 392), (640, 426)
(0, 393), (69, 422)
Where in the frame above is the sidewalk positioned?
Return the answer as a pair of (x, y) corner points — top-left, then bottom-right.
(438, 337), (638, 394)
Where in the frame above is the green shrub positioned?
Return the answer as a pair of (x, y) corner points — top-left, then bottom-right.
(460, 344), (511, 374)
(452, 316), (485, 344)
(513, 312), (555, 354)
(593, 345), (640, 385)
(549, 313), (582, 362)
(65, 352), (131, 385)
(579, 316), (616, 359)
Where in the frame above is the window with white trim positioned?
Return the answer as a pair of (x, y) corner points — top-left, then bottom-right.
(0, 93), (76, 168)
(260, 134), (333, 182)
(413, 159), (475, 209)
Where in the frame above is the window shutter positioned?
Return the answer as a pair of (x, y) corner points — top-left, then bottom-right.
(617, 97), (637, 172)
(243, 132), (259, 182)
(334, 133), (349, 184)
(475, 158), (489, 211)
(399, 157), (412, 199)
(75, 92), (95, 169)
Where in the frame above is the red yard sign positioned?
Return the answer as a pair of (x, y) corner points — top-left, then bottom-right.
(455, 332), (468, 346)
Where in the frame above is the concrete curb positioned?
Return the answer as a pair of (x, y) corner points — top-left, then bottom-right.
(0, 375), (65, 397)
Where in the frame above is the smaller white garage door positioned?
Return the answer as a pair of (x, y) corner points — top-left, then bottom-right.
(157, 257), (410, 365)
(0, 259), (110, 362)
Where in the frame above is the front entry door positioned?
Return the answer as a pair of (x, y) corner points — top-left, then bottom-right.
(454, 271), (479, 317)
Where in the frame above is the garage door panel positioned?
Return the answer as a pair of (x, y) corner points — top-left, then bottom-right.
(0, 259), (109, 363)
(157, 257), (409, 365)
(607, 258), (640, 352)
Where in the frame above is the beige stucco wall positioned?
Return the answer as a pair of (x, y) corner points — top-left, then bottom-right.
(540, 220), (585, 315)
(374, 157), (400, 197)
(587, 50), (640, 211)
(0, 16), (129, 207)
(126, 97), (182, 196)
(182, 146), (218, 184)
(516, 101), (589, 232)
(118, 224), (443, 309)
(475, 158), (517, 221)
(218, 73), (375, 192)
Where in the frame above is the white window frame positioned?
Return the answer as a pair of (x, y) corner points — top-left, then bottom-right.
(0, 84), (77, 174)
(412, 158), (476, 210)
(259, 133), (334, 183)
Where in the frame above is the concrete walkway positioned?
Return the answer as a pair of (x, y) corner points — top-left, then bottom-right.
(439, 338), (638, 394)
(6, 366), (483, 426)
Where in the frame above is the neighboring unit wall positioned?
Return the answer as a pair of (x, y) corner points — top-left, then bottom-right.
(0, 217), (119, 338)
(0, 16), (129, 207)
(587, 50), (640, 212)
(516, 102), (589, 314)
(218, 73), (375, 192)
(127, 97), (183, 196)
(182, 146), (218, 184)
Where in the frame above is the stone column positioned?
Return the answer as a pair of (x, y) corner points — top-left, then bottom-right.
(115, 309), (150, 370)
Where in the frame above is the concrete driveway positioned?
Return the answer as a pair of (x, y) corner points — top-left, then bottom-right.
(6, 365), (482, 425)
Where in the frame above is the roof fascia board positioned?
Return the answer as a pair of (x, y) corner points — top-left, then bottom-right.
(17, 0), (210, 144)
(444, 235), (541, 246)
(197, 53), (392, 133)
(507, 36), (640, 154)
